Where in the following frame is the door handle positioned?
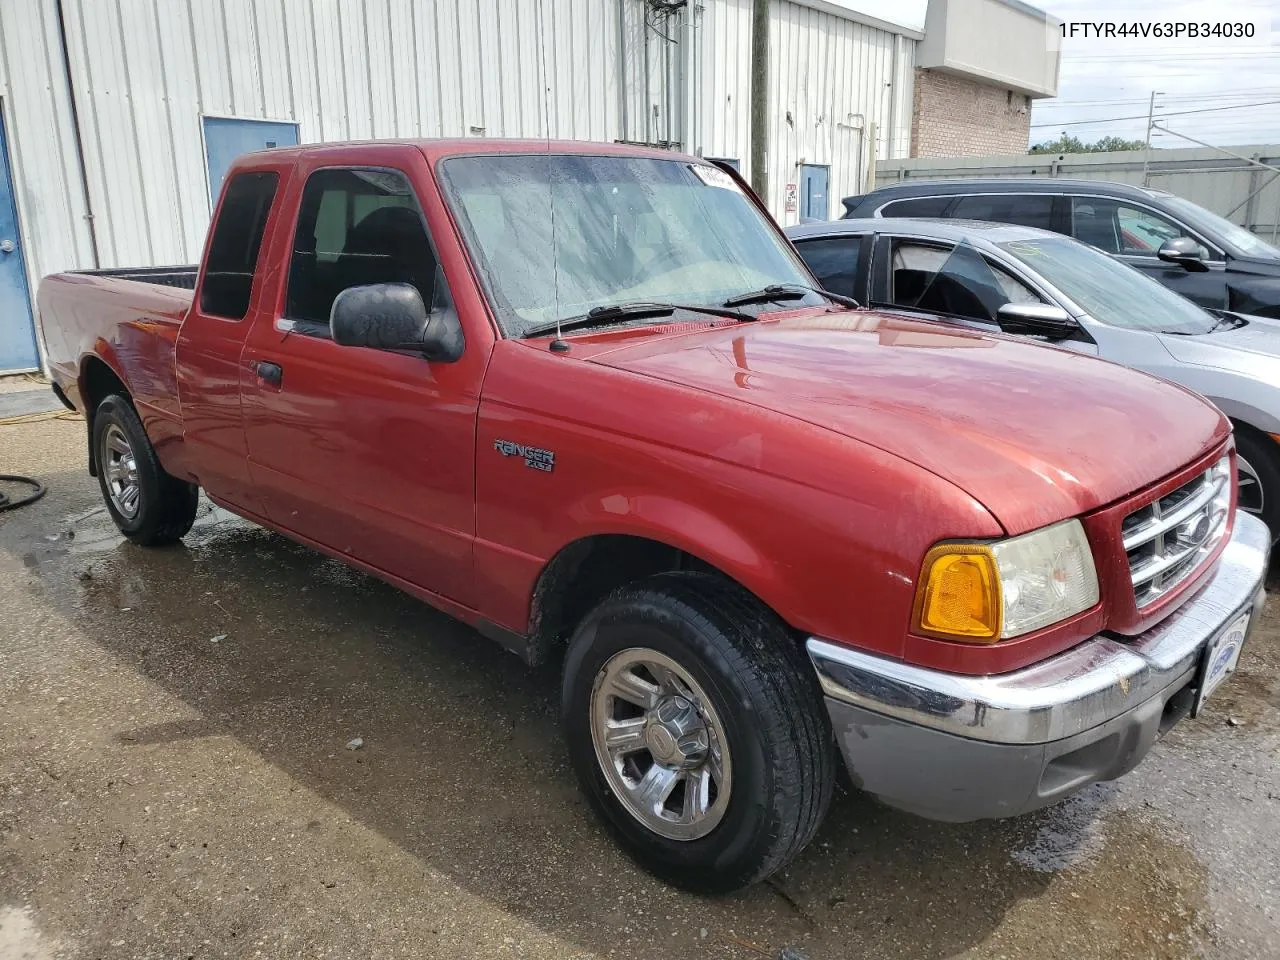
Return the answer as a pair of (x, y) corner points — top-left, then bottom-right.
(255, 360), (283, 386)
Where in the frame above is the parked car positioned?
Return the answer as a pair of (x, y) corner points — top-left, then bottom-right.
(787, 217), (1280, 538)
(841, 178), (1280, 317)
(39, 140), (1269, 892)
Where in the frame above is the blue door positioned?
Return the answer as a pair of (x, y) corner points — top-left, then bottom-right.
(799, 164), (830, 221)
(203, 117), (298, 206)
(0, 110), (38, 372)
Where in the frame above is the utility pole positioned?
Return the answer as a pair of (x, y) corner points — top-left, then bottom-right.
(1141, 90), (1161, 186)
(749, 0), (769, 202)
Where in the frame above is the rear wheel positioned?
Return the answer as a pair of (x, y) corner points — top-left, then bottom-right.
(1235, 429), (1280, 541)
(93, 394), (198, 546)
(561, 572), (835, 893)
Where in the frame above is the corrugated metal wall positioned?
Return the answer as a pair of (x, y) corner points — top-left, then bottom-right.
(2, 0), (919, 344)
(0, 0), (96, 294)
(874, 145), (1280, 239)
(766, 0), (913, 223)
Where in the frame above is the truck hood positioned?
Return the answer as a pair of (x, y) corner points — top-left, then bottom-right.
(581, 311), (1228, 534)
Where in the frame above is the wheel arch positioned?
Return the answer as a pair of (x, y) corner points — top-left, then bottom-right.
(79, 354), (130, 477)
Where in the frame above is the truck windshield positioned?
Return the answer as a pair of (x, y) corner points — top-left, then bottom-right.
(439, 154), (819, 337)
(999, 236), (1218, 336)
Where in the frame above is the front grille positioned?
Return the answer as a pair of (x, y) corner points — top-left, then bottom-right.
(1122, 457), (1232, 607)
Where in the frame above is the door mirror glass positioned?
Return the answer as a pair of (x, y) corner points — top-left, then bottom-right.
(995, 302), (1079, 339)
(1157, 237), (1210, 272)
(331, 281), (463, 361)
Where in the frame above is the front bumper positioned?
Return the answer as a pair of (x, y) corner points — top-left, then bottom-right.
(808, 511), (1271, 822)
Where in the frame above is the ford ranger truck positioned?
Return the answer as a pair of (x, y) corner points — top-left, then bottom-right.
(38, 140), (1270, 893)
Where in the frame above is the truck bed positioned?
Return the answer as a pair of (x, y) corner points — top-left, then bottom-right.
(38, 269), (195, 474)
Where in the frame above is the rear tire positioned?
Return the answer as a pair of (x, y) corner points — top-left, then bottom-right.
(1235, 428), (1280, 542)
(93, 394), (198, 546)
(561, 572), (835, 893)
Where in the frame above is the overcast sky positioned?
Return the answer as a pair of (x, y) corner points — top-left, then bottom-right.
(1032, 0), (1280, 149)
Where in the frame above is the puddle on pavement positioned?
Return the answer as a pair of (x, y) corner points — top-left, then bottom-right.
(18, 490), (1223, 960)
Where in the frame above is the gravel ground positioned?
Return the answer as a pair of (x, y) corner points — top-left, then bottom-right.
(1, 417), (1276, 960)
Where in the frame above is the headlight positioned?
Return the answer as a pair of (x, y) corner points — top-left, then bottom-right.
(913, 519), (1099, 643)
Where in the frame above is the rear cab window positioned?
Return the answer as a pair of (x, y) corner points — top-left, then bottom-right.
(200, 171), (280, 319)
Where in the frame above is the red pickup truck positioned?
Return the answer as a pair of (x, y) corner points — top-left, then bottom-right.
(39, 139), (1269, 892)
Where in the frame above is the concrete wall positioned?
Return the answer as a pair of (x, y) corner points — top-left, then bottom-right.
(916, 0), (1060, 98)
(910, 68), (1032, 158)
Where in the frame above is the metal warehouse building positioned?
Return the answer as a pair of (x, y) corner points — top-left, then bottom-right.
(0, 0), (1058, 373)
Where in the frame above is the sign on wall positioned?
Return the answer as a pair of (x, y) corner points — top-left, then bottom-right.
(784, 183), (798, 213)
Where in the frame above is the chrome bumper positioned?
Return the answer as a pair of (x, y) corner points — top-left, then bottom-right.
(808, 511), (1270, 820)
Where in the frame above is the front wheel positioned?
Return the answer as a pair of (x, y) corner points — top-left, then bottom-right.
(561, 572), (835, 893)
(93, 394), (198, 546)
(1235, 429), (1280, 541)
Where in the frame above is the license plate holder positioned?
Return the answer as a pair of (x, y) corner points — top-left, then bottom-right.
(1192, 607), (1251, 717)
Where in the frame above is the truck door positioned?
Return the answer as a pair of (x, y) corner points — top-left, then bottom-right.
(239, 163), (480, 607)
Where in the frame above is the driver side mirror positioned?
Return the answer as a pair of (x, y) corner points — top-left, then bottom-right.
(331, 282), (464, 361)
(995, 302), (1080, 340)
(1157, 237), (1210, 273)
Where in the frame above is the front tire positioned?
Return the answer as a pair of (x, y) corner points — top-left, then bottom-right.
(561, 572), (835, 893)
(93, 394), (198, 546)
(1235, 428), (1280, 542)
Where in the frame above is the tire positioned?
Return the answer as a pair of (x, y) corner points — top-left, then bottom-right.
(1235, 428), (1280, 542)
(561, 572), (835, 893)
(93, 394), (198, 546)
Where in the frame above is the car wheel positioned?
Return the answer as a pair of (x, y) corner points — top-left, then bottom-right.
(561, 572), (835, 893)
(1235, 429), (1280, 542)
(94, 394), (199, 546)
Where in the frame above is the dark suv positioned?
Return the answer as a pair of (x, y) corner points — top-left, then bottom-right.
(843, 179), (1280, 318)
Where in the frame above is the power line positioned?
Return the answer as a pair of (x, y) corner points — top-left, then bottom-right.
(1036, 91), (1280, 109)
(1029, 98), (1280, 128)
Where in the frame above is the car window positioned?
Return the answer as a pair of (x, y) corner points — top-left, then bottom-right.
(286, 168), (438, 328)
(200, 171), (279, 320)
(1070, 197), (1208, 259)
(952, 194), (1054, 231)
(890, 240), (1042, 322)
(793, 236), (861, 298)
(880, 196), (952, 218)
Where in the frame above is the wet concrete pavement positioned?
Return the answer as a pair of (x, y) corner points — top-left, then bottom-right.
(1, 418), (1277, 960)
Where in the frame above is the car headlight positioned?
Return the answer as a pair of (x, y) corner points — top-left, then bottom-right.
(913, 519), (1100, 643)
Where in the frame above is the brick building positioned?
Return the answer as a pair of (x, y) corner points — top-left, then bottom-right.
(910, 0), (1060, 158)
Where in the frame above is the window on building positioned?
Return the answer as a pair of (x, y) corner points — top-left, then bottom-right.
(952, 194), (1054, 232)
(199, 171), (279, 319)
(286, 168), (438, 327)
(879, 196), (953, 218)
(794, 236), (862, 298)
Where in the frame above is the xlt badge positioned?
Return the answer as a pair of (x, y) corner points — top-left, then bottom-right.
(494, 439), (555, 473)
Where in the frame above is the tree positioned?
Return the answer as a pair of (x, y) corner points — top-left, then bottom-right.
(1029, 134), (1148, 155)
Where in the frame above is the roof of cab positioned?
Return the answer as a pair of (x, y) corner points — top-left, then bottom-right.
(229, 137), (704, 166)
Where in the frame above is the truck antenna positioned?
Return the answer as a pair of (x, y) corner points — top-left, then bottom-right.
(536, 0), (569, 353)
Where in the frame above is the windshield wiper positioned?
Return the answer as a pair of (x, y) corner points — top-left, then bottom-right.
(523, 300), (754, 339)
(723, 283), (860, 309)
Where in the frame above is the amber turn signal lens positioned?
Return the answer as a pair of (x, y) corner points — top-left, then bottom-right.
(915, 545), (1002, 642)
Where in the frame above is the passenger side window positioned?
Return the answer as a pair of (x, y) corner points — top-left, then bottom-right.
(880, 196), (952, 218)
(200, 171), (280, 319)
(286, 168), (438, 327)
(794, 236), (861, 298)
(1070, 197), (1207, 258)
(889, 240), (1042, 323)
(952, 194), (1054, 232)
